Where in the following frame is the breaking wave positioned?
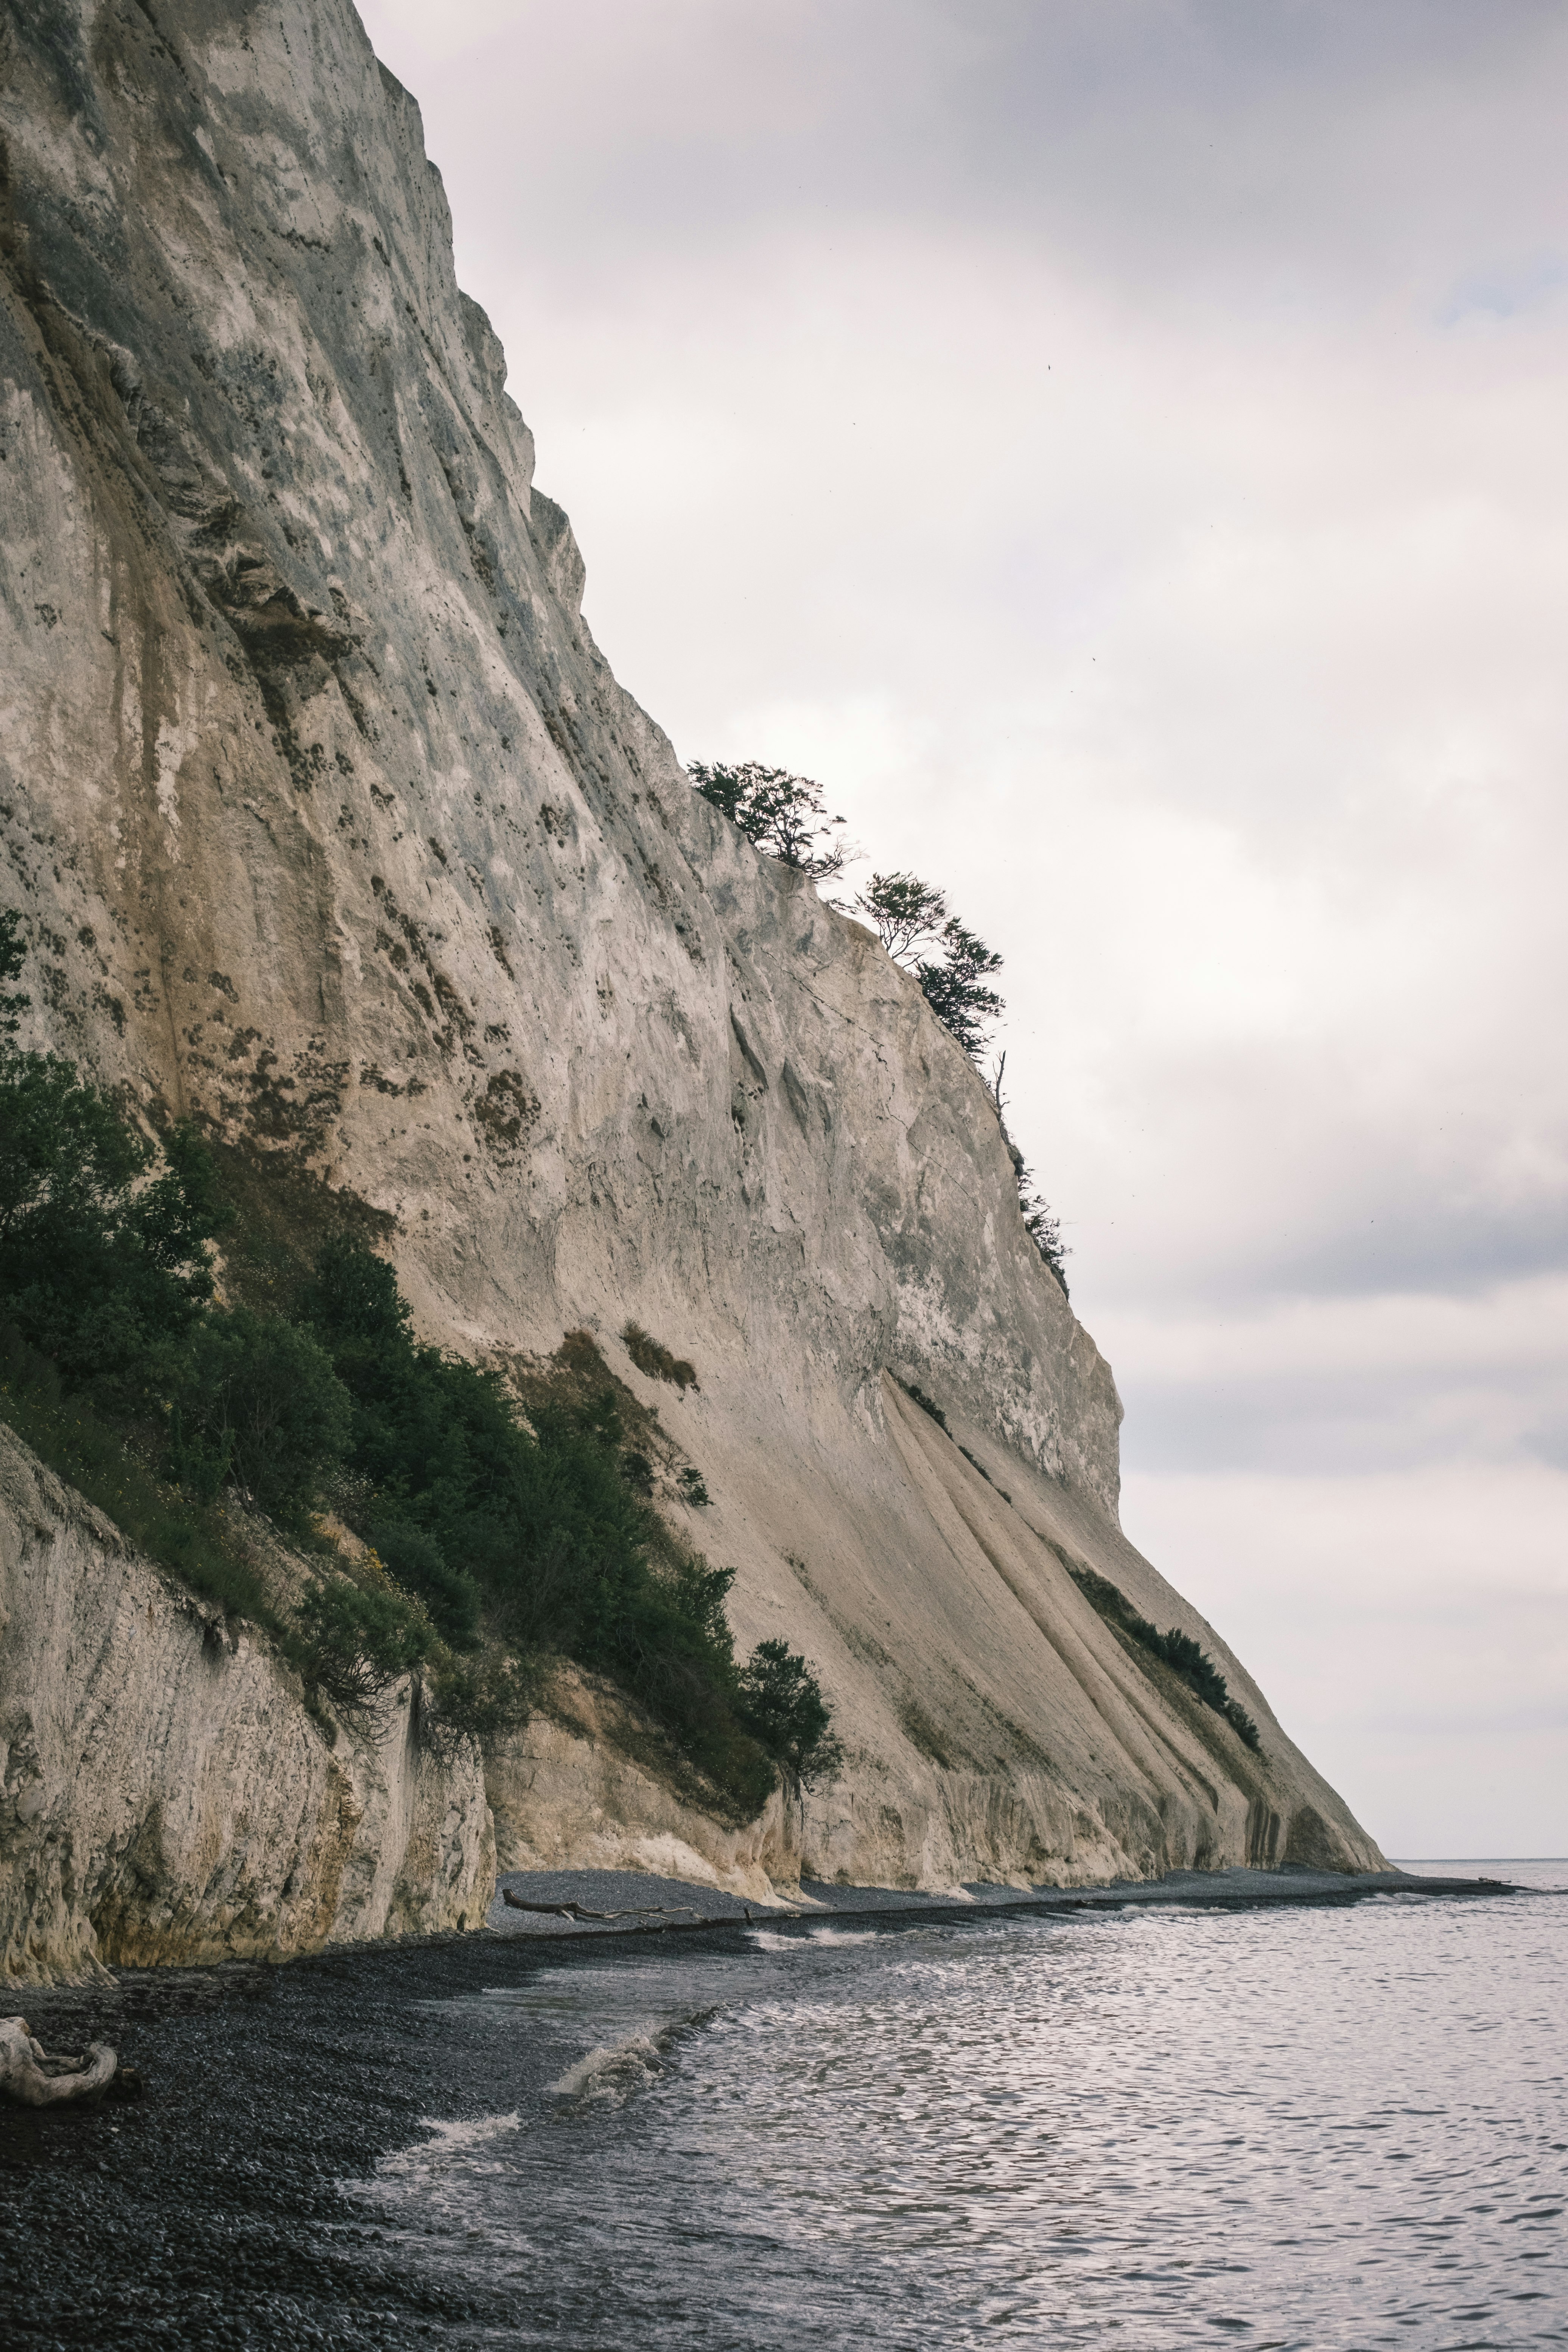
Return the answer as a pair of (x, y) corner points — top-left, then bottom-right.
(548, 2008), (722, 2114)
(377, 2111), (522, 2175)
(748, 1924), (879, 1952)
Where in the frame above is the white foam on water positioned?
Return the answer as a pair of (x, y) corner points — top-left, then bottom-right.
(547, 2007), (720, 2112)
(748, 1923), (879, 1952)
(343, 2109), (532, 2257)
(373, 2109), (522, 2180)
(547, 2032), (669, 2105)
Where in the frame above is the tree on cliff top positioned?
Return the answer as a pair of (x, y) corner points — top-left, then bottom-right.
(849, 871), (1006, 1065)
(688, 761), (854, 882)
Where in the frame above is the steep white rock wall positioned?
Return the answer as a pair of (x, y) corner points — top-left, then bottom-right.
(0, 0), (1384, 1941)
(0, 1423), (493, 1985)
(485, 1664), (805, 1906)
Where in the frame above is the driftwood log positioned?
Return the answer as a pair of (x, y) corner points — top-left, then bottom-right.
(1, 2016), (118, 2106)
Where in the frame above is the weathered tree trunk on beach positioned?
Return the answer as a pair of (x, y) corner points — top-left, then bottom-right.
(0, 2017), (118, 2106)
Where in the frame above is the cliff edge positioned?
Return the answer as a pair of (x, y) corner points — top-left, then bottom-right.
(0, 0), (1382, 1978)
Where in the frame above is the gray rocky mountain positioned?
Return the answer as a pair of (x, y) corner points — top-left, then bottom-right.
(0, 0), (1381, 1981)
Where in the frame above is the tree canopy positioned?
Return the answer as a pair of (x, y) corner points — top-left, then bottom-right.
(688, 761), (854, 881)
(848, 871), (950, 969)
(850, 870), (1005, 1064)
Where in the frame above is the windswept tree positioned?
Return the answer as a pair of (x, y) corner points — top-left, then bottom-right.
(1019, 1183), (1069, 1295)
(916, 921), (1005, 1062)
(848, 871), (949, 969)
(850, 871), (1006, 1064)
(688, 761), (854, 882)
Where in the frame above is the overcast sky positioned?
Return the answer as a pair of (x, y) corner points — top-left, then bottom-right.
(357, 0), (1566, 1857)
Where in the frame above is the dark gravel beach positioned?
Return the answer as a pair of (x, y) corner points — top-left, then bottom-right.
(484, 1859), (1515, 1937)
(0, 1864), (1542, 2349)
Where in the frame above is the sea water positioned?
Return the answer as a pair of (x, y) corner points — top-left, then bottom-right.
(348, 1863), (1567, 2349)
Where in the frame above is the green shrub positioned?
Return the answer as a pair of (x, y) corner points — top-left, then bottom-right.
(294, 1574), (434, 1720)
(0, 1328), (272, 1623)
(422, 1647), (533, 1750)
(0, 909), (28, 1038)
(574, 1551), (774, 1815)
(368, 1517), (482, 1649)
(297, 1234), (413, 1345)
(0, 921), (233, 1408)
(677, 1464), (711, 1506)
(737, 1639), (843, 1784)
(0, 1067), (225, 1398)
(167, 1308), (351, 1521)
(1068, 1563), (1263, 1752)
(621, 1448), (655, 1496)
(297, 1239), (790, 1814)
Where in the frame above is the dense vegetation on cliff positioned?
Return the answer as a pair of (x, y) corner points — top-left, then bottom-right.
(0, 916), (837, 1811)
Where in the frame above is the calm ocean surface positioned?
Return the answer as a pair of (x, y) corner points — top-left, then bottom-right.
(348, 1862), (1567, 2350)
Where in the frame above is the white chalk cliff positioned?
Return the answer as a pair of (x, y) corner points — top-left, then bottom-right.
(0, 0), (1383, 1980)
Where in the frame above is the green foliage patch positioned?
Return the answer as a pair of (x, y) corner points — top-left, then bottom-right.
(737, 1638), (844, 1783)
(300, 1243), (818, 1814)
(0, 1329), (274, 1626)
(167, 1307), (351, 1517)
(294, 1570), (435, 1722)
(0, 919), (837, 1814)
(1068, 1562), (1263, 1753)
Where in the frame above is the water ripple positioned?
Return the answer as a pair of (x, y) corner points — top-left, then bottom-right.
(352, 1865), (1568, 2349)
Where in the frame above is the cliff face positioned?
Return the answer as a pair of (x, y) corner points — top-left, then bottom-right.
(0, 1424), (493, 1983)
(0, 0), (1382, 1978)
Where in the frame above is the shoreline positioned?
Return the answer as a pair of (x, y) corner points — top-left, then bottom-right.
(6, 1860), (1527, 2036)
(0, 1862), (1551, 2348)
(480, 1857), (1521, 1941)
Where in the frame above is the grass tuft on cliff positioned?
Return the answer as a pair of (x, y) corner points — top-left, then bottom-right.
(621, 1321), (699, 1391)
